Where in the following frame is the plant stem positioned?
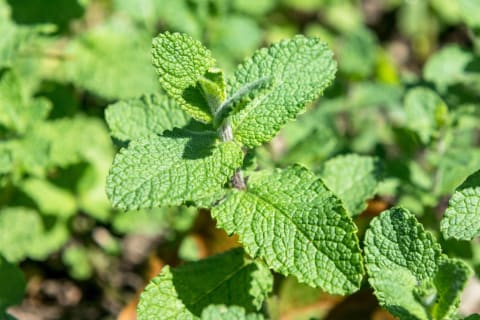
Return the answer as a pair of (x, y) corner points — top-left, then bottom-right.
(219, 120), (247, 190)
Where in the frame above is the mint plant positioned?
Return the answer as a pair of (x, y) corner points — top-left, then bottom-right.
(105, 29), (480, 319)
(106, 32), (366, 318)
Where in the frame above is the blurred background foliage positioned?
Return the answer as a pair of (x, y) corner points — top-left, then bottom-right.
(0, 0), (479, 319)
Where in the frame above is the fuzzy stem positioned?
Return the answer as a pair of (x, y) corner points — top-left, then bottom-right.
(219, 120), (246, 190)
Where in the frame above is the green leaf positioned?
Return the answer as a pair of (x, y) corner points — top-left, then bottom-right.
(0, 70), (51, 133)
(112, 206), (197, 235)
(365, 208), (471, 320)
(20, 178), (77, 218)
(211, 15), (263, 66)
(0, 6), (49, 70)
(229, 35), (337, 147)
(423, 45), (480, 92)
(441, 170), (480, 240)
(337, 27), (377, 78)
(112, 0), (162, 31)
(106, 129), (244, 210)
(212, 165), (364, 295)
(0, 207), (69, 263)
(7, 135), (50, 177)
(320, 154), (382, 216)
(62, 245), (92, 280)
(201, 305), (264, 320)
(0, 208), (43, 262)
(137, 248), (272, 319)
(232, 0), (275, 16)
(59, 17), (159, 100)
(154, 0), (202, 39)
(435, 148), (480, 195)
(432, 258), (472, 320)
(404, 87), (448, 144)
(0, 256), (25, 311)
(152, 32), (217, 123)
(459, 0), (480, 29)
(105, 93), (191, 142)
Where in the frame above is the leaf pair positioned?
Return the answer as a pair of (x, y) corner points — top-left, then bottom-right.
(151, 31), (337, 146)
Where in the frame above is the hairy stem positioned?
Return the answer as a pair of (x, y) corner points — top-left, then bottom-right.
(219, 120), (247, 190)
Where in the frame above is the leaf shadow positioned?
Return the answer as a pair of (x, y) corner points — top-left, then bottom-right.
(182, 85), (211, 117)
(171, 248), (261, 316)
(162, 123), (217, 160)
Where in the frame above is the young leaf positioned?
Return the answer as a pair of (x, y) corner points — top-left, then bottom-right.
(320, 154), (382, 216)
(106, 129), (244, 210)
(201, 305), (264, 320)
(212, 165), (364, 295)
(229, 35), (337, 147)
(137, 248), (272, 319)
(404, 87), (448, 144)
(365, 208), (472, 320)
(105, 93), (190, 142)
(152, 32), (218, 123)
(441, 170), (480, 240)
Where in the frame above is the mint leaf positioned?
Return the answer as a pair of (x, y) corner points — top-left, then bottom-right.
(365, 207), (441, 283)
(338, 27), (377, 78)
(113, 206), (197, 235)
(0, 70), (51, 134)
(404, 87), (448, 144)
(201, 305), (264, 320)
(105, 93), (190, 142)
(435, 148), (480, 195)
(423, 45), (479, 92)
(0, 7), (47, 69)
(0, 256), (25, 311)
(20, 178), (76, 218)
(459, 0), (480, 29)
(320, 154), (382, 216)
(137, 248), (272, 319)
(60, 17), (159, 100)
(212, 165), (364, 295)
(432, 258), (472, 320)
(106, 130), (244, 210)
(152, 32), (218, 123)
(441, 170), (480, 240)
(0, 208), (43, 262)
(229, 35), (337, 147)
(365, 208), (471, 320)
